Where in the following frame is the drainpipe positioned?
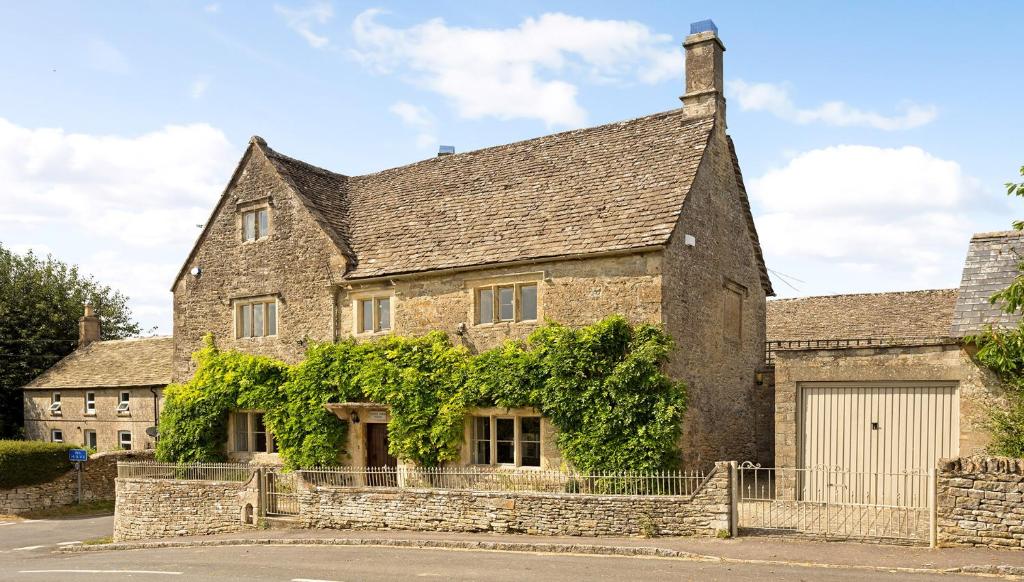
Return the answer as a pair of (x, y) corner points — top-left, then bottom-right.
(150, 386), (160, 442)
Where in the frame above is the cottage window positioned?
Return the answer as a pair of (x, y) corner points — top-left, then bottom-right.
(236, 299), (278, 338)
(470, 415), (542, 467)
(51, 429), (63, 443)
(85, 392), (95, 415)
(242, 208), (269, 242)
(49, 392), (61, 415)
(118, 430), (132, 450)
(84, 430), (97, 449)
(475, 283), (538, 324)
(230, 411), (276, 453)
(117, 391), (130, 414)
(356, 296), (391, 334)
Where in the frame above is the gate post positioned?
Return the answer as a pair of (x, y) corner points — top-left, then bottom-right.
(729, 461), (739, 538)
(929, 467), (937, 548)
(257, 466), (266, 518)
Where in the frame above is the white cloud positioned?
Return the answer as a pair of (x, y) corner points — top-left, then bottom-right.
(389, 101), (436, 151)
(84, 38), (131, 74)
(190, 76), (211, 99)
(275, 1), (333, 49)
(350, 10), (683, 128)
(204, 3), (221, 13)
(751, 145), (989, 294)
(0, 117), (237, 334)
(728, 80), (937, 131)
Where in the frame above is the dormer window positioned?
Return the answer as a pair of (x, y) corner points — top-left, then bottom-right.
(242, 207), (269, 242)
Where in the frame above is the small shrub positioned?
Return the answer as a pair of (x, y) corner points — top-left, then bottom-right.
(0, 439), (75, 489)
(716, 528), (732, 539)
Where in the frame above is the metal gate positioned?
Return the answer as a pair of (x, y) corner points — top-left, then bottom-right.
(735, 463), (935, 545)
(262, 468), (300, 516)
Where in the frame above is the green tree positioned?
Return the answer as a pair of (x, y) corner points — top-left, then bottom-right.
(0, 244), (140, 437)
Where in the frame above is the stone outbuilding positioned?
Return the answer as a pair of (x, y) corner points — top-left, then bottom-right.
(172, 21), (775, 469)
(767, 230), (1023, 474)
(22, 306), (172, 451)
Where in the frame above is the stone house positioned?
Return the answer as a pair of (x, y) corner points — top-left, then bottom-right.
(22, 306), (173, 451)
(767, 230), (1022, 474)
(171, 21), (773, 470)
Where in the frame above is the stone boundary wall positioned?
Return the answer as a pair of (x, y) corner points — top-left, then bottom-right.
(937, 456), (1024, 549)
(114, 462), (732, 541)
(0, 450), (152, 515)
(300, 461), (732, 538)
(114, 473), (260, 541)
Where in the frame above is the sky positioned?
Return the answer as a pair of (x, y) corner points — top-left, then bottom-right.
(0, 1), (1021, 336)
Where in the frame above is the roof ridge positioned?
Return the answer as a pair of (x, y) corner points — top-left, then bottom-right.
(769, 288), (958, 303)
(262, 146), (349, 180)
(971, 229), (1024, 240)
(88, 335), (173, 344)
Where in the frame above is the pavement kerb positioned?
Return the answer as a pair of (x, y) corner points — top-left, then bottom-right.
(57, 537), (1024, 579)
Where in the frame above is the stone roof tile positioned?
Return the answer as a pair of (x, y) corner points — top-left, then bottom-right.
(24, 336), (173, 389)
(950, 230), (1024, 337)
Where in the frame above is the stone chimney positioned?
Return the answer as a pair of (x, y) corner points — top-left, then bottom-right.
(681, 19), (726, 124)
(79, 304), (101, 347)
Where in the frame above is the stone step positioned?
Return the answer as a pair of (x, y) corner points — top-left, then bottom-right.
(263, 515), (302, 529)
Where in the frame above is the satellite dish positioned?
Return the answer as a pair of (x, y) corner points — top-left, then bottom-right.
(145, 426), (159, 438)
(190, 267), (202, 277)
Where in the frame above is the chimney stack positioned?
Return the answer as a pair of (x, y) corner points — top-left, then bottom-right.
(681, 19), (726, 124)
(79, 304), (101, 347)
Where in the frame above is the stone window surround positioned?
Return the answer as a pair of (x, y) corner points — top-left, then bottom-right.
(466, 407), (543, 468)
(465, 271), (544, 327)
(723, 277), (747, 343)
(231, 295), (280, 340)
(349, 288), (395, 337)
(227, 409), (277, 455)
(237, 196), (273, 244)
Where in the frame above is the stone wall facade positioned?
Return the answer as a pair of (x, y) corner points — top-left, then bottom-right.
(937, 456), (1024, 549)
(662, 125), (769, 468)
(114, 473), (260, 541)
(0, 450), (152, 515)
(774, 343), (1006, 468)
(114, 462), (732, 541)
(23, 387), (163, 451)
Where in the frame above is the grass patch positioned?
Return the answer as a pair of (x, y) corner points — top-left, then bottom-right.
(0, 514), (24, 521)
(82, 536), (113, 546)
(19, 500), (114, 520)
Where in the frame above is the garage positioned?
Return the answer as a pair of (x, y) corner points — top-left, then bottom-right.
(800, 381), (960, 475)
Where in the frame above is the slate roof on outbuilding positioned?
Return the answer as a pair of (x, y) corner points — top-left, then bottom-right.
(950, 230), (1024, 337)
(251, 109), (773, 295)
(767, 289), (958, 342)
(24, 336), (174, 389)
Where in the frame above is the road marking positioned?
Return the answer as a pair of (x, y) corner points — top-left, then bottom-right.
(20, 570), (182, 576)
(11, 545), (46, 551)
(57, 541), (83, 545)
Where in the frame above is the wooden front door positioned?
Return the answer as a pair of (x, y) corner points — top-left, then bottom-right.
(366, 423), (397, 486)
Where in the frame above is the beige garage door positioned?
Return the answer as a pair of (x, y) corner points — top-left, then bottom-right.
(800, 382), (959, 476)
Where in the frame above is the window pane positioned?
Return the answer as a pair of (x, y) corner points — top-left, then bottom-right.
(360, 300), (374, 333)
(496, 418), (515, 464)
(267, 302), (277, 335)
(520, 417), (541, 467)
(478, 289), (493, 324)
(377, 297), (391, 330)
(472, 417), (491, 465)
(498, 287), (514, 321)
(120, 392), (130, 403)
(53, 393), (60, 403)
(241, 304), (253, 337)
(519, 284), (537, 321)
(243, 212), (256, 241)
(254, 413), (268, 452)
(253, 302), (264, 337)
(257, 209), (269, 239)
(119, 432), (131, 450)
(232, 412), (249, 452)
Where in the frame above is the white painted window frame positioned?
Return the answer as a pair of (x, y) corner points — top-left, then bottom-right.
(85, 391), (96, 415)
(118, 430), (132, 450)
(84, 429), (97, 449)
(117, 391), (130, 415)
(49, 392), (62, 415)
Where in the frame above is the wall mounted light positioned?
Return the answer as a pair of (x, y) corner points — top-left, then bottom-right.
(350, 411), (360, 424)
(755, 371), (764, 386)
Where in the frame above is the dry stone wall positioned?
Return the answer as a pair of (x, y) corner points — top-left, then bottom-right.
(300, 462), (732, 538)
(937, 456), (1024, 549)
(0, 450), (152, 515)
(114, 474), (260, 541)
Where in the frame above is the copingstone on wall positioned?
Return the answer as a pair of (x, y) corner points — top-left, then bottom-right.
(937, 456), (1024, 549)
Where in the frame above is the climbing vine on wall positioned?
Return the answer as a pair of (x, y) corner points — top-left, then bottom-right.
(155, 316), (688, 472)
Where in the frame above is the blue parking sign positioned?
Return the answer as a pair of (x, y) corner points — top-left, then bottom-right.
(69, 449), (88, 462)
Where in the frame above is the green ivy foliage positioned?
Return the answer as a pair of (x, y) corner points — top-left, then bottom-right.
(156, 316), (688, 472)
